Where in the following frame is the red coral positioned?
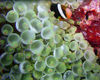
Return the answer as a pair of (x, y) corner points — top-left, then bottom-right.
(72, 0), (100, 57)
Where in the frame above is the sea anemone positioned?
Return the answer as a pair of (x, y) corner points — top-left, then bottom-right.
(0, 0), (100, 80)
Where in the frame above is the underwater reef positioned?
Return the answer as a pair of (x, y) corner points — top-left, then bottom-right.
(0, 0), (100, 80)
